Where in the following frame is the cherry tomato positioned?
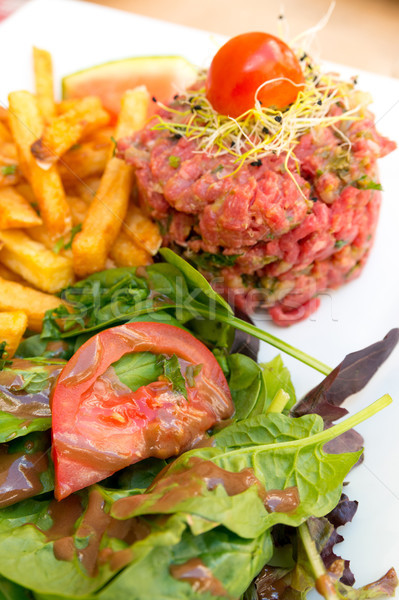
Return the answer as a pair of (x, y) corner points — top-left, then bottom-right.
(206, 32), (304, 118)
(52, 322), (233, 499)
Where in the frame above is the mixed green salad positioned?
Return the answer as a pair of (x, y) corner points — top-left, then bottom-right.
(0, 250), (397, 600)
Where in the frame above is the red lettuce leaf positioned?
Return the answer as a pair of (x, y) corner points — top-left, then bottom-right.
(292, 329), (399, 424)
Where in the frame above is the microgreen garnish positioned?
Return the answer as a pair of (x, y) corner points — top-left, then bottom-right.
(152, 58), (369, 188)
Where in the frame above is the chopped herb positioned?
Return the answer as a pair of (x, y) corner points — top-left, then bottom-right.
(193, 104), (202, 111)
(185, 364), (203, 387)
(335, 240), (346, 249)
(317, 99), (322, 106)
(0, 341), (7, 370)
(64, 224), (83, 250)
(1, 164), (17, 176)
(354, 175), (383, 191)
(69, 143), (81, 151)
(316, 169), (323, 176)
(262, 126), (270, 135)
(110, 135), (117, 157)
(151, 96), (157, 103)
(168, 155), (181, 169)
(173, 94), (179, 100)
(189, 251), (241, 271)
(160, 354), (187, 398)
(250, 159), (262, 167)
(211, 164), (224, 174)
(300, 52), (308, 61)
(53, 224), (82, 254)
(274, 115), (282, 123)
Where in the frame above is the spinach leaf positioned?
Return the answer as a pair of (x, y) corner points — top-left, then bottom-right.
(262, 355), (296, 414)
(112, 352), (162, 393)
(98, 518), (272, 600)
(159, 247), (232, 314)
(0, 575), (33, 600)
(16, 335), (73, 360)
(115, 457), (168, 492)
(161, 354), (187, 398)
(110, 410), (364, 537)
(227, 354), (267, 420)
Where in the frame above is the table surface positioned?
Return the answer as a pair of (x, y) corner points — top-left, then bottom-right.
(83, 0), (399, 79)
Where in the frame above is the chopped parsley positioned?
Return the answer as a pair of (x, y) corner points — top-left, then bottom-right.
(354, 175), (383, 191)
(168, 155), (181, 169)
(53, 224), (82, 254)
(1, 165), (17, 176)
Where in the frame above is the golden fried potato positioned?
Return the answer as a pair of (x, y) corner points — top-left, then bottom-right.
(67, 195), (90, 226)
(123, 204), (162, 256)
(58, 139), (110, 185)
(0, 277), (63, 332)
(110, 229), (152, 267)
(0, 311), (28, 358)
(0, 121), (12, 143)
(0, 264), (24, 283)
(0, 187), (42, 229)
(72, 87), (149, 277)
(33, 47), (56, 121)
(8, 91), (71, 238)
(0, 229), (74, 293)
(31, 97), (110, 164)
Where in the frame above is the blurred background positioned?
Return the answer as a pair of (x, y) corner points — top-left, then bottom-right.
(81, 0), (399, 78)
(0, 0), (398, 77)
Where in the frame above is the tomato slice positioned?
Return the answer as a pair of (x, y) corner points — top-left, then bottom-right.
(52, 322), (233, 499)
(206, 32), (304, 118)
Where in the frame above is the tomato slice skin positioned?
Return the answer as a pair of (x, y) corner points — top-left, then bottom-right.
(206, 32), (304, 118)
(52, 322), (233, 499)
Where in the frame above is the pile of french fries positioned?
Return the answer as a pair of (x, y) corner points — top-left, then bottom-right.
(0, 48), (162, 358)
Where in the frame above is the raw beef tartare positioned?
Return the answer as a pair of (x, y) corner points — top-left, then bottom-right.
(118, 34), (395, 325)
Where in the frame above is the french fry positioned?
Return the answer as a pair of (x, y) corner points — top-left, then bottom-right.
(31, 97), (110, 164)
(123, 204), (162, 256)
(110, 229), (152, 267)
(58, 140), (110, 184)
(67, 195), (90, 226)
(0, 311), (28, 358)
(69, 177), (102, 204)
(0, 264), (24, 283)
(8, 91), (72, 237)
(33, 47), (56, 121)
(73, 87), (149, 277)
(56, 99), (80, 114)
(0, 121), (12, 143)
(0, 277), (63, 332)
(0, 141), (20, 187)
(0, 229), (74, 293)
(15, 182), (36, 205)
(0, 187), (42, 229)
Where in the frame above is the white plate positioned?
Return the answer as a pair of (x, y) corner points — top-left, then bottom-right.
(1, 0), (398, 594)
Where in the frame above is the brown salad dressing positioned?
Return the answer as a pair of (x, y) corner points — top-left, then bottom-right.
(0, 448), (49, 508)
(263, 486), (300, 513)
(113, 457), (269, 519)
(170, 558), (229, 597)
(0, 360), (62, 422)
(36, 490), (152, 576)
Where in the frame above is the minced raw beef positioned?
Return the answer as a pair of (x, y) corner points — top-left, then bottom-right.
(118, 100), (395, 325)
